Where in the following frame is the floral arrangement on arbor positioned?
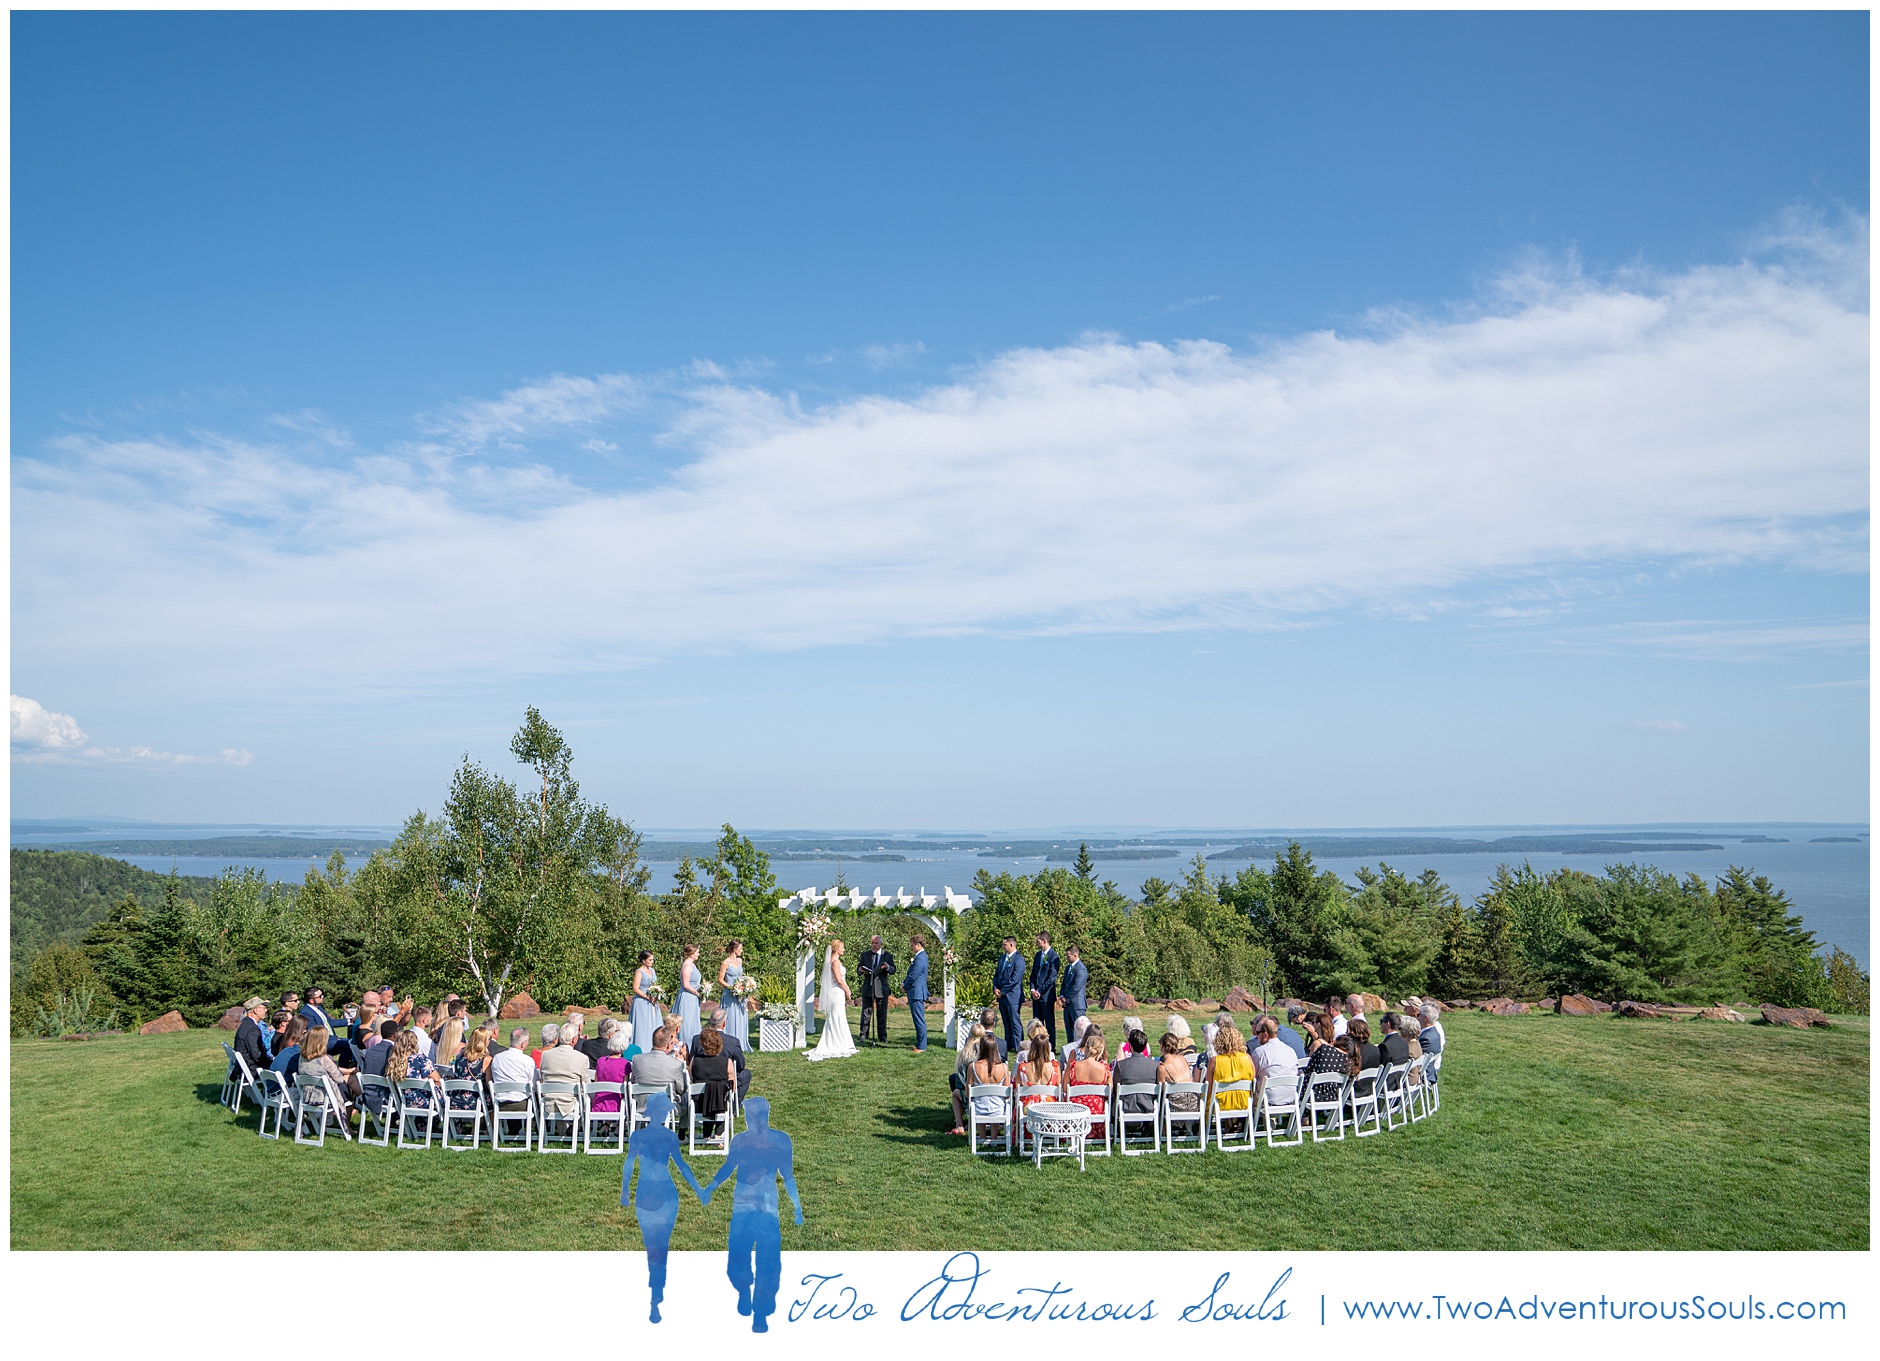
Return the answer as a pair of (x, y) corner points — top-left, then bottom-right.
(796, 906), (834, 955)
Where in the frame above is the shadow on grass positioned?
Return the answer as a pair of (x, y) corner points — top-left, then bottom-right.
(872, 1103), (960, 1149)
(193, 1081), (231, 1107)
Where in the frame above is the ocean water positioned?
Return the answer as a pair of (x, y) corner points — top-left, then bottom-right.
(31, 821), (1870, 968)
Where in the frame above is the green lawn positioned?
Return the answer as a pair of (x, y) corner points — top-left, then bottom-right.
(10, 1008), (1869, 1251)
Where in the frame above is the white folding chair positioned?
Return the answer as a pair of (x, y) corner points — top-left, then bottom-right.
(491, 1081), (535, 1151)
(396, 1079), (440, 1149)
(1304, 1068), (1347, 1141)
(537, 1081), (582, 1152)
(1063, 1087), (1110, 1157)
(1209, 1080), (1257, 1152)
(254, 1068), (294, 1139)
(1013, 1086), (1056, 1157)
(685, 1082), (735, 1157)
(1254, 1068), (1304, 1148)
(224, 1046), (262, 1114)
(967, 1085), (1013, 1157)
(355, 1073), (398, 1146)
(1345, 1066), (1383, 1137)
(1379, 1061), (1412, 1131)
(293, 1074), (352, 1146)
(1160, 1082), (1207, 1154)
(1114, 1083), (1160, 1155)
(628, 1083), (676, 1134)
(1423, 1053), (1442, 1114)
(441, 1080), (488, 1150)
(584, 1082), (629, 1155)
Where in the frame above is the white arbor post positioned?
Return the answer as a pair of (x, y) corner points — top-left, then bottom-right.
(779, 883), (971, 1050)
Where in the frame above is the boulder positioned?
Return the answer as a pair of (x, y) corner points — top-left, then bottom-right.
(1447, 1000), (1472, 1010)
(1223, 985), (1260, 1013)
(1479, 998), (1530, 1016)
(1277, 998), (1308, 1014)
(1168, 999), (1196, 1012)
(564, 1004), (612, 1019)
(1358, 993), (1388, 1014)
(217, 1006), (246, 1031)
(1615, 1000), (1665, 1019)
(140, 1010), (188, 1035)
(888, 996), (907, 1008)
(1102, 985), (1137, 1011)
(498, 992), (541, 1020)
(1693, 1006), (1746, 1022)
(1759, 1004), (1831, 1029)
(1424, 998), (1453, 1012)
(1556, 993), (1603, 1017)
(1198, 999), (1222, 1013)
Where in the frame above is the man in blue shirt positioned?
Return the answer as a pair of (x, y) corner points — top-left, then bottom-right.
(1277, 1004), (1308, 1059)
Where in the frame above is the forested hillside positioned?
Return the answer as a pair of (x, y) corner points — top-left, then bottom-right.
(9, 849), (222, 972)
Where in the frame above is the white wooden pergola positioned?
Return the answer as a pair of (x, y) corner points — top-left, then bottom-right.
(780, 885), (971, 1048)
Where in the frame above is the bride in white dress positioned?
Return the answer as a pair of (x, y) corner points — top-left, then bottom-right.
(805, 938), (857, 1062)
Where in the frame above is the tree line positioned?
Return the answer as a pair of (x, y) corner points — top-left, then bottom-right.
(9, 708), (1869, 1035)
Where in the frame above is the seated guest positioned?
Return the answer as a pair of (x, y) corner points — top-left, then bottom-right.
(1418, 1004), (1445, 1067)
(540, 1023), (593, 1085)
(279, 991), (301, 1017)
(410, 1008), (436, 1059)
(1162, 1013), (1195, 1055)
(1120, 1017), (1147, 1055)
(1059, 1015), (1090, 1070)
(1402, 1015), (1425, 1085)
(349, 991), (382, 1048)
(1376, 1014), (1412, 1070)
(976, 1007), (1008, 1062)
(1157, 1031), (1200, 1111)
(1207, 1019), (1255, 1114)
(385, 1030), (441, 1110)
(1065, 1026), (1110, 1121)
(628, 1024), (688, 1130)
(1334, 1034), (1365, 1093)
(451, 1028), (493, 1105)
(266, 1008), (293, 1057)
(689, 1008), (750, 1098)
(1325, 996), (1348, 1038)
(356, 1020), (403, 1116)
(688, 1028), (735, 1137)
(269, 1017), (309, 1077)
(578, 1016), (614, 1068)
(1015, 1033), (1061, 1108)
(231, 997), (271, 1077)
(966, 1035), (1011, 1131)
(1250, 1016), (1299, 1109)
(435, 1016), (467, 1068)
(1303, 1024), (1352, 1103)
(1345, 993), (1368, 1031)
(560, 1012), (586, 1058)
(530, 1022), (560, 1067)
(489, 1027), (536, 1107)
(1348, 1017), (1381, 1073)
(1113, 1028), (1159, 1115)
(591, 1028), (630, 1111)
(949, 1023), (989, 1135)
(296, 1028), (357, 1114)
(1278, 1005), (1308, 1059)
(298, 988), (338, 1033)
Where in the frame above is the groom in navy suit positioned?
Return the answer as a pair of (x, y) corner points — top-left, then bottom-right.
(1060, 944), (1088, 1040)
(903, 935), (930, 1052)
(992, 936), (1024, 1055)
(1028, 932), (1060, 1051)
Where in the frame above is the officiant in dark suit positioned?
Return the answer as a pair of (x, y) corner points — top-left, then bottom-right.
(1028, 932), (1060, 1050)
(857, 935), (895, 1043)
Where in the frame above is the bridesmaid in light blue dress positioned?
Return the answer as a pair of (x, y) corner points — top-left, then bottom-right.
(718, 939), (748, 1045)
(677, 944), (704, 1049)
(630, 951), (661, 1052)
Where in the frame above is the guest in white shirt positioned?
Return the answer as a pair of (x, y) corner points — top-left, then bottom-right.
(1327, 997), (1349, 1039)
(1059, 1014), (1090, 1070)
(1345, 994), (1367, 1033)
(410, 1008), (436, 1059)
(1250, 1015), (1299, 1109)
(490, 1026), (537, 1107)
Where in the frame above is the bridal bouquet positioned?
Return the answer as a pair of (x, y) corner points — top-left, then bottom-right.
(796, 907), (834, 954)
(644, 983), (668, 1008)
(733, 975), (760, 1003)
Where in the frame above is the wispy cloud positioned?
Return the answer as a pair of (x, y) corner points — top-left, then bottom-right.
(1148, 293), (1223, 317)
(13, 218), (1868, 699)
(1547, 619), (1869, 662)
(9, 696), (252, 767)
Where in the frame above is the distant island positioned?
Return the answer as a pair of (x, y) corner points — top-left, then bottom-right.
(1208, 835), (1726, 860)
(20, 835), (391, 858)
(1811, 836), (1863, 844)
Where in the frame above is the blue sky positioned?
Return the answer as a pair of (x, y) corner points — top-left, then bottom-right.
(9, 11), (1870, 830)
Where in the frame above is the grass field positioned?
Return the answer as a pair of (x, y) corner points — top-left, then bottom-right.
(10, 1008), (1869, 1251)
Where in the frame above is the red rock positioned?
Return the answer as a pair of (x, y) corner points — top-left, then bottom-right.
(1479, 998), (1530, 1015)
(1102, 985), (1137, 1010)
(1223, 986), (1260, 1012)
(1357, 993), (1388, 1014)
(1556, 994), (1602, 1016)
(1759, 1004), (1831, 1029)
(888, 996), (907, 1008)
(498, 991), (540, 1020)
(217, 1006), (245, 1030)
(140, 1010), (187, 1035)
(565, 1004), (612, 1017)
(1168, 999), (1195, 1012)
(1693, 1006), (1746, 1022)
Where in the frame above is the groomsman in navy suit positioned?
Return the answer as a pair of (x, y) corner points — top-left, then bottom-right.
(903, 935), (931, 1053)
(1028, 932), (1060, 1051)
(1060, 944), (1088, 1040)
(992, 936), (1024, 1055)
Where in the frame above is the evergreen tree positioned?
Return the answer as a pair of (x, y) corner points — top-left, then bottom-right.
(1073, 842), (1096, 883)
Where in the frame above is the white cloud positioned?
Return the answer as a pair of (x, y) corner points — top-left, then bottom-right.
(12, 221), (1869, 698)
(1628, 719), (1690, 734)
(11, 695), (88, 749)
(8, 695), (251, 766)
